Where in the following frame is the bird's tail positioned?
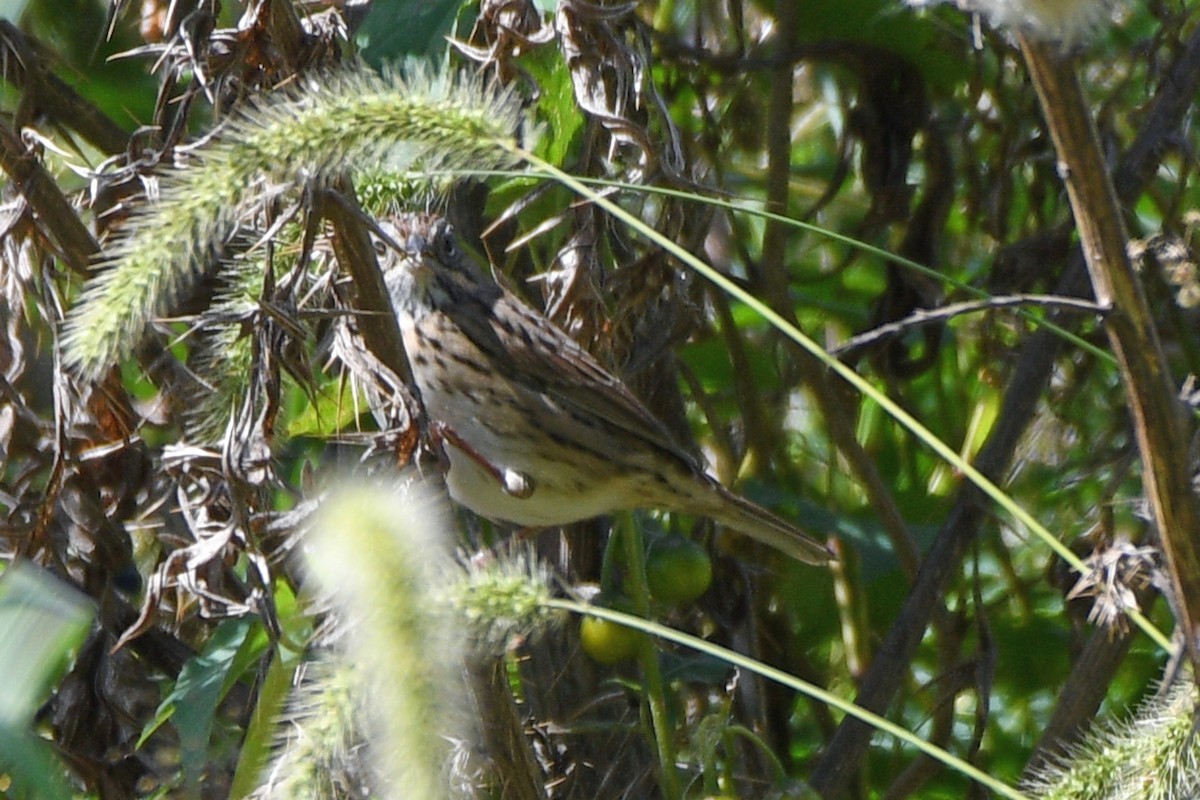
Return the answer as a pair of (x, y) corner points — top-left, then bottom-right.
(703, 480), (833, 565)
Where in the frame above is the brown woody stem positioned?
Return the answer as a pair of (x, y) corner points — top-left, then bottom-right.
(1019, 35), (1200, 670)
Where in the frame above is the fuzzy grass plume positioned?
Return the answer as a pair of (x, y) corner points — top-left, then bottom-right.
(252, 658), (365, 800)
(444, 545), (564, 657)
(63, 64), (526, 380)
(910, 0), (1120, 43)
(257, 489), (565, 799)
(182, 251), (278, 444)
(300, 478), (467, 800)
(1025, 678), (1200, 800)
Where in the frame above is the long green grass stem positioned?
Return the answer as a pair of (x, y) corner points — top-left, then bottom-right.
(617, 517), (683, 800)
(518, 151), (1171, 655)
(550, 598), (1031, 800)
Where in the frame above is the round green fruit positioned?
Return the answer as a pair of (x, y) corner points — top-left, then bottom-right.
(579, 612), (643, 665)
(645, 535), (713, 606)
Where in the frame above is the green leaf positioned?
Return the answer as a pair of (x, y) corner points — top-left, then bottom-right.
(140, 616), (261, 790)
(0, 564), (94, 724)
(0, 727), (75, 800)
(791, 0), (969, 89)
(0, 563), (95, 800)
(522, 45), (584, 167)
(357, 0), (467, 65)
(228, 652), (301, 800)
(659, 650), (735, 684)
(286, 378), (367, 438)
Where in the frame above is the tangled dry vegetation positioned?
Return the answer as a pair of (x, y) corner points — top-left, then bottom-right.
(2, 0), (1200, 798)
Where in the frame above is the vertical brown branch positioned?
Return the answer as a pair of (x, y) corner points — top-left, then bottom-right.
(758, 0), (798, 308)
(812, 22), (1200, 795)
(755, 3), (923, 580)
(1019, 36), (1200, 672)
(322, 186), (420, 399)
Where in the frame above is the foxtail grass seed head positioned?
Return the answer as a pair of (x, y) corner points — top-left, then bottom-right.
(1024, 678), (1200, 800)
(444, 545), (564, 657)
(252, 658), (365, 800)
(908, 0), (1121, 43)
(305, 477), (467, 800)
(62, 63), (526, 381)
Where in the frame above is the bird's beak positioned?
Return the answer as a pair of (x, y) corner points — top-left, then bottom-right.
(404, 233), (430, 257)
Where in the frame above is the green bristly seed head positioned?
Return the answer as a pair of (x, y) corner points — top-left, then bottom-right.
(445, 545), (564, 657)
(305, 479), (465, 800)
(1025, 679), (1200, 800)
(62, 64), (526, 381)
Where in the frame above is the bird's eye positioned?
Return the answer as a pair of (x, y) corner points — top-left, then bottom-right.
(373, 239), (387, 258)
(434, 227), (458, 262)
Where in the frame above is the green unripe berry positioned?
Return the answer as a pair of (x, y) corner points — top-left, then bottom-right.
(645, 535), (713, 606)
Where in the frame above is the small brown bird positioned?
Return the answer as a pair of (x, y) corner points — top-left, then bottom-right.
(381, 213), (831, 565)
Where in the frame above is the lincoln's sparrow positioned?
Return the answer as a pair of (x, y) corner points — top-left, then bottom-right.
(380, 213), (831, 565)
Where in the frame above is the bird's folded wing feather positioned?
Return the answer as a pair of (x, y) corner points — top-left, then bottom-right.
(448, 285), (702, 472)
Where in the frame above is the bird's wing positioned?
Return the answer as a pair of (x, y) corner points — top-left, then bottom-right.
(446, 283), (702, 471)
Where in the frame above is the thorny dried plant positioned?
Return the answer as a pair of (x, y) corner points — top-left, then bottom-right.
(1065, 538), (1159, 636)
(0, 0), (719, 794)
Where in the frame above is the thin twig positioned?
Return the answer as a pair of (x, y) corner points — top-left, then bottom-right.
(754, 0), (922, 585)
(0, 22), (129, 155)
(322, 185), (427, 438)
(832, 294), (1105, 359)
(0, 117), (98, 274)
